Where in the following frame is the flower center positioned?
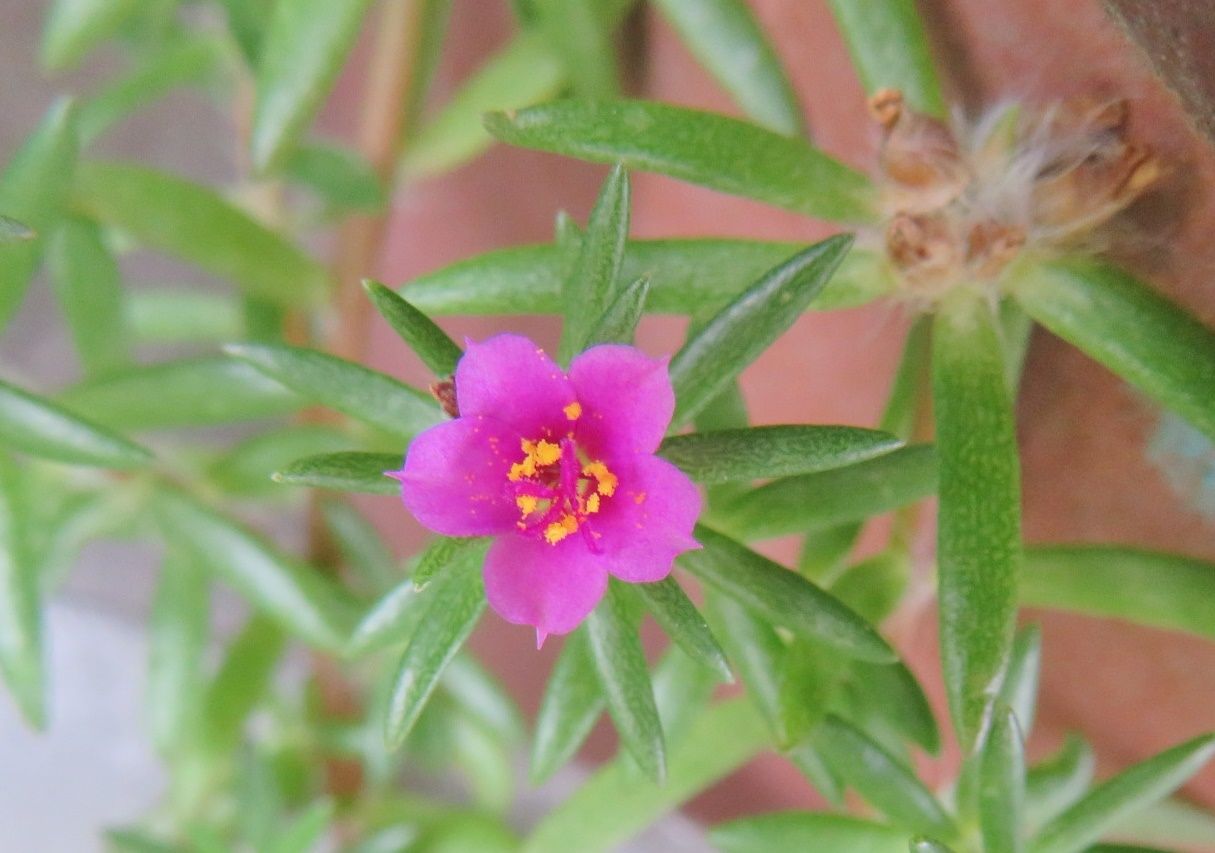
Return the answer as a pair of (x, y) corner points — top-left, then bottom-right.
(506, 432), (617, 548)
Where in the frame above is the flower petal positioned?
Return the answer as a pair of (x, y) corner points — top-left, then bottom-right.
(483, 535), (609, 638)
(596, 456), (702, 582)
(398, 415), (521, 536)
(456, 334), (575, 439)
(570, 345), (674, 458)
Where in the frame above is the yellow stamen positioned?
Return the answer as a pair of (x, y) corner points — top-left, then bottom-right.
(508, 437), (562, 481)
(563, 401), (582, 421)
(544, 513), (579, 545)
(582, 460), (618, 497)
(585, 493), (601, 514)
(533, 439), (561, 466)
(516, 494), (539, 516)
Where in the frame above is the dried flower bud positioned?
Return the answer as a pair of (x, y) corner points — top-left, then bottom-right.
(429, 377), (459, 418)
(870, 89), (970, 212)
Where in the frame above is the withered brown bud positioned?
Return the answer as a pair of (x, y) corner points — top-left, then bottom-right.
(886, 212), (960, 283)
(430, 377), (459, 418)
(966, 220), (1027, 280)
(870, 89), (969, 212)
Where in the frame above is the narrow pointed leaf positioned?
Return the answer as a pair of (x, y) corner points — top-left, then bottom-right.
(712, 813), (911, 853)
(523, 699), (768, 853)
(683, 525), (894, 662)
(980, 707), (1026, 853)
(1026, 734), (1096, 830)
(412, 535), (488, 589)
(1029, 735), (1215, 853)
(634, 576), (731, 682)
(670, 235), (853, 423)
(845, 659), (941, 754)
(651, 646), (718, 746)
(403, 238), (890, 315)
(274, 452), (401, 495)
(817, 715), (957, 839)
(79, 37), (224, 143)
(560, 164), (629, 359)
(61, 357), (303, 429)
(364, 281), (462, 376)
(0, 216), (34, 244)
(536, 0), (618, 99)
(717, 444), (938, 540)
(586, 275), (650, 346)
(0, 99), (78, 330)
(402, 31), (566, 177)
(219, 0), (274, 64)
(126, 291), (243, 344)
(933, 293), (1021, 746)
(285, 143), (386, 210)
(998, 625), (1042, 737)
(830, 550), (910, 625)
(1021, 545), (1215, 640)
(47, 217), (129, 376)
(485, 100), (875, 222)
(41, 0), (139, 70)
(156, 491), (358, 652)
(586, 584), (666, 783)
(209, 425), (350, 497)
(660, 425), (902, 484)
(269, 801), (334, 853)
(147, 551), (208, 756)
(0, 379), (151, 469)
(251, 0), (375, 171)
(789, 742), (846, 806)
(827, 0), (946, 116)
(1012, 259), (1215, 443)
(348, 575), (431, 657)
(226, 344), (442, 437)
(910, 840), (957, 853)
(529, 627), (604, 784)
(201, 614), (286, 753)
(385, 555), (485, 748)
(74, 162), (329, 305)
(653, 0), (806, 136)
(0, 461), (45, 727)
(443, 653), (524, 743)
(703, 591), (788, 741)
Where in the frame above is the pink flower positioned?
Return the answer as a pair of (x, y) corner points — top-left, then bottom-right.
(391, 334), (701, 646)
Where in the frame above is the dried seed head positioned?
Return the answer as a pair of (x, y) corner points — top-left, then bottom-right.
(429, 377), (459, 418)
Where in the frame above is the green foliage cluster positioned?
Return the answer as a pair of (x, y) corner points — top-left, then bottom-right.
(2, 0), (1215, 851)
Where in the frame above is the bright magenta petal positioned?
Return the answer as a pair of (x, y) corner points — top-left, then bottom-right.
(596, 456), (701, 582)
(399, 415), (520, 536)
(483, 535), (609, 637)
(456, 334), (575, 439)
(569, 345), (674, 458)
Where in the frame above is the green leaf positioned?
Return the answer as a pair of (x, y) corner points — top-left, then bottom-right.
(269, 801), (334, 853)
(0, 99), (78, 331)
(829, 550), (910, 625)
(485, 100), (875, 222)
(226, 343), (442, 437)
(201, 613), (287, 753)
(712, 812), (911, 853)
(147, 550), (208, 757)
(0, 460), (45, 727)
(909, 840), (957, 853)
(220, 0), (274, 64)
(0, 215), (34, 244)
(284, 143), (386, 210)
(1012, 259), (1215, 444)
(274, 452), (400, 495)
(209, 425), (351, 497)
(652, 0), (806, 136)
(1028, 735), (1215, 853)
(523, 698), (768, 853)
(251, 0), (375, 171)
(155, 491), (358, 652)
(586, 275), (650, 347)
(442, 653), (524, 744)
(0, 379), (151, 469)
(384, 554), (485, 749)
(816, 715), (956, 839)
(529, 627), (604, 784)
(402, 31), (566, 178)
(348, 574), (431, 657)
(933, 293), (1021, 746)
(634, 576), (731, 682)
(670, 236), (853, 423)
(1021, 545), (1215, 640)
(61, 357), (304, 429)
(788, 742), (846, 806)
(320, 499), (398, 594)
(47, 217), (129, 376)
(998, 625), (1042, 737)
(74, 162), (330, 306)
(560, 164), (629, 360)
(660, 425), (902, 484)
(780, 638), (848, 748)
(882, 316), (933, 440)
(78, 37), (224, 143)
(41, 0), (140, 70)
(412, 536), (488, 590)
(980, 707), (1026, 853)
(1025, 734), (1096, 830)
(1106, 798), (1215, 851)
(716, 444), (938, 540)
(535, 0), (618, 99)
(702, 591), (788, 741)
(651, 646), (718, 747)
(827, 0), (946, 116)
(585, 584), (667, 782)
(125, 290), (244, 344)
(364, 281), (462, 376)
(844, 659), (940, 755)
(403, 238), (890, 315)
(683, 525), (894, 662)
